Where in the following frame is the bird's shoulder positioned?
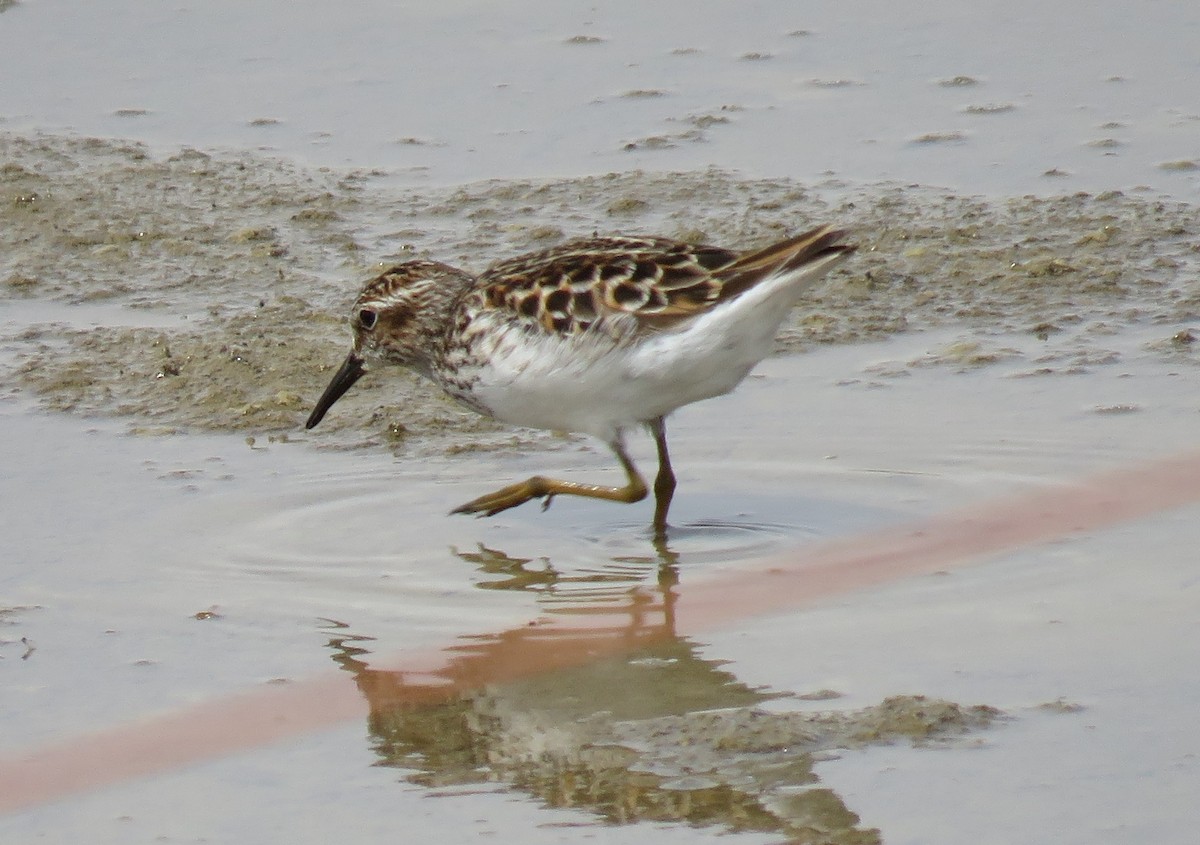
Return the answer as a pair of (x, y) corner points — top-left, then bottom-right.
(464, 236), (739, 337)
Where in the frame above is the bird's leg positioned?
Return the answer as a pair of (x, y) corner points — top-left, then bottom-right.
(649, 416), (676, 542)
(451, 435), (648, 518)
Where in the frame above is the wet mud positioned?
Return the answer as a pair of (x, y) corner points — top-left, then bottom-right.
(4, 131), (1197, 453)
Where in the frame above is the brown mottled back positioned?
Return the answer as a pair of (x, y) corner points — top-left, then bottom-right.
(463, 227), (850, 337)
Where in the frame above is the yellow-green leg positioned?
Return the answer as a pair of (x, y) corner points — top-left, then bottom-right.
(451, 436), (648, 518)
(648, 416), (676, 542)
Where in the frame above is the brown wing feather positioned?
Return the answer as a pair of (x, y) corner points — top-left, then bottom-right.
(711, 224), (854, 301)
(473, 236), (733, 336)
(470, 226), (851, 337)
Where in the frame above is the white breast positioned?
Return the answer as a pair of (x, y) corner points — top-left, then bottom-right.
(452, 258), (838, 441)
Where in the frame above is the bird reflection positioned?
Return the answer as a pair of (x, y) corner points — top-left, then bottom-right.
(322, 541), (995, 840)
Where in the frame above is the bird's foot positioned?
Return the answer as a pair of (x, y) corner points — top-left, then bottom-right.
(451, 476), (554, 518)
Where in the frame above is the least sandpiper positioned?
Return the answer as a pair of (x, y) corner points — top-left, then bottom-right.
(307, 225), (855, 538)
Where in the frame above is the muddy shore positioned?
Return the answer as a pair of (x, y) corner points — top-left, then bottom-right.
(4, 131), (1196, 454)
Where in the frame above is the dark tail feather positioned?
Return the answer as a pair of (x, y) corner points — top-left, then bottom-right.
(716, 224), (855, 300)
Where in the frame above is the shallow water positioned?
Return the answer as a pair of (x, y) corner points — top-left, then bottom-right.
(2, 0), (1199, 197)
(3, 1), (1200, 842)
(5, 315), (1200, 841)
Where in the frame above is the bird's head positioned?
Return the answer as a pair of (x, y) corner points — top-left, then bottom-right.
(306, 261), (473, 429)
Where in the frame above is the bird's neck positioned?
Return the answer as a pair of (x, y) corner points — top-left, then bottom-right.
(411, 274), (476, 379)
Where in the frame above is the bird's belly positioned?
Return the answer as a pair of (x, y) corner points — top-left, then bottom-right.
(464, 332), (761, 440)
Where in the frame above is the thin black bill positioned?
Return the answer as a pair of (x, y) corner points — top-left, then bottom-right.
(305, 353), (366, 429)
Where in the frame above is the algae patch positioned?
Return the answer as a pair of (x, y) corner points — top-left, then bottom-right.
(3, 131), (1198, 449)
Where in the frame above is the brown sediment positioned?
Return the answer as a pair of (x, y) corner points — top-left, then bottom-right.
(2, 131), (1197, 450)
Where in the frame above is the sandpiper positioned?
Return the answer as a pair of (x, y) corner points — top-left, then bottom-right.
(307, 224), (855, 539)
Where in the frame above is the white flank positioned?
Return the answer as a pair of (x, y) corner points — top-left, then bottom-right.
(467, 248), (851, 441)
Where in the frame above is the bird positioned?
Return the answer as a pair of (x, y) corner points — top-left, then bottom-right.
(306, 224), (855, 540)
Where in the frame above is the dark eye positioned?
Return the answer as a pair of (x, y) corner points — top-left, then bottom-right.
(358, 309), (378, 330)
